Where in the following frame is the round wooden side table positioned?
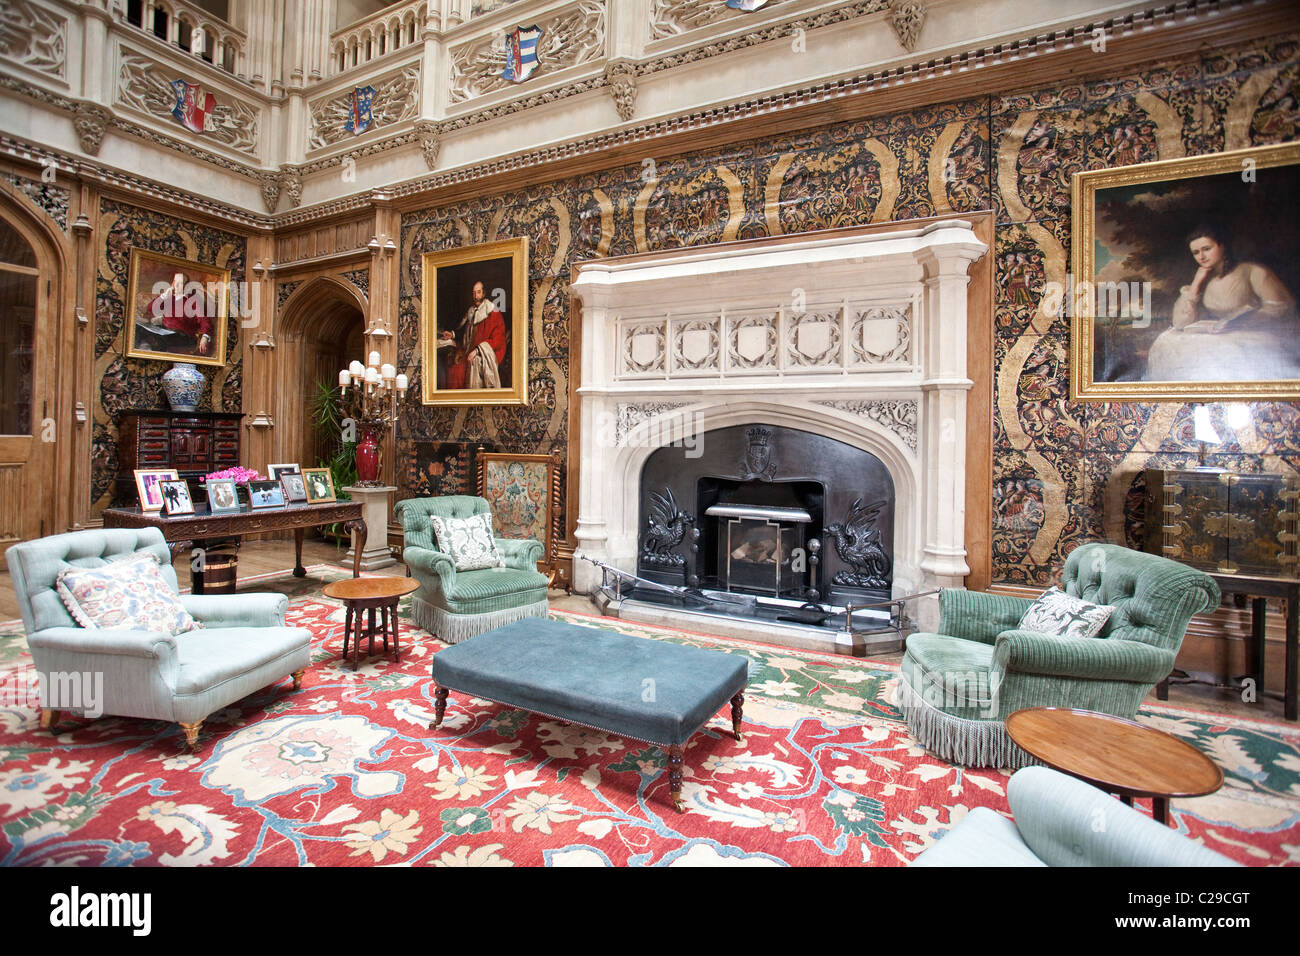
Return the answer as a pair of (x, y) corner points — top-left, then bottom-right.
(322, 577), (419, 670)
(1005, 707), (1223, 826)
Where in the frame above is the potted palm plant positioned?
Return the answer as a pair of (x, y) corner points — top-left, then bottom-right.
(310, 378), (357, 545)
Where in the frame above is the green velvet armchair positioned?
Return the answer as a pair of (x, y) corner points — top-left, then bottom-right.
(897, 542), (1219, 768)
(394, 495), (550, 644)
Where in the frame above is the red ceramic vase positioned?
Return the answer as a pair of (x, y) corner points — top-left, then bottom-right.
(355, 423), (382, 484)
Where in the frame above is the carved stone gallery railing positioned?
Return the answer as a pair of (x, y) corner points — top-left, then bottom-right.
(329, 0), (427, 77)
(122, 0), (248, 79)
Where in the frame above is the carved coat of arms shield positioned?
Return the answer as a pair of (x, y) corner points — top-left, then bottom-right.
(170, 80), (216, 134)
(501, 25), (543, 83)
(345, 86), (376, 135)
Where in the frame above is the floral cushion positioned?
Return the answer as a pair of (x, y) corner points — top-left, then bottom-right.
(429, 512), (505, 572)
(55, 552), (200, 635)
(1019, 586), (1112, 640)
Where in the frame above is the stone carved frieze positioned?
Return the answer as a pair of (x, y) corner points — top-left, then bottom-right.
(308, 66), (420, 151)
(260, 173), (280, 213)
(448, 1), (605, 103)
(816, 399), (918, 451)
(615, 402), (690, 445)
(786, 310), (842, 368)
(0, 0), (66, 78)
(726, 313), (779, 371)
(2, 171), (68, 230)
(279, 165), (303, 208)
(117, 53), (259, 156)
(671, 317), (721, 373)
(649, 0), (763, 39)
(621, 320), (667, 376)
(850, 305), (911, 366)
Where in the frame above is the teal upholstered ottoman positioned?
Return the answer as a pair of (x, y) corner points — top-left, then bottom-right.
(430, 617), (749, 812)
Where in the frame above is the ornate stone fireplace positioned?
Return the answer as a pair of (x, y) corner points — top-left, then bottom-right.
(570, 220), (987, 639)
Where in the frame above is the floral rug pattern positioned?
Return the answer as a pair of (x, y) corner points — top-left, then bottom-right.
(1, 567), (1297, 866)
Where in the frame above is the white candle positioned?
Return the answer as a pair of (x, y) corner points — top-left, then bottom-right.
(349, 360), (364, 377)
(338, 369), (351, 386)
(368, 350), (381, 367)
(395, 373), (408, 391)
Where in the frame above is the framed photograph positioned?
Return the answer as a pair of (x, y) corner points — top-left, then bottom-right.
(1070, 142), (1300, 401)
(301, 468), (336, 503)
(158, 479), (194, 516)
(134, 469), (179, 512)
(125, 248), (230, 367)
(247, 479), (286, 510)
(205, 478), (241, 514)
(268, 463), (300, 480)
(280, 472), (308, 504)
(420, 236), (529, 406)
(478, 450), (562, 571)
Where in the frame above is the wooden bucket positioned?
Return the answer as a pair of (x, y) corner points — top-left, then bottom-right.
(196, 556), (238, 594)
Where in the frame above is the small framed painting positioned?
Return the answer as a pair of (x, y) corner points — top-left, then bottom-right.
(268, 463), (301, 481)
(205, 478), (241, 514)
(280, 472), (308, 504)
(248, 479), (286, 510)
(159, 480), (194, 516)
(302, 468), (336, 503)
(134, 469), (179, 512)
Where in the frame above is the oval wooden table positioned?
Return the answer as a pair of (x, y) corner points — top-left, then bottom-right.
(1005, 707), (1223, 827)
(322, 577), (419, 670)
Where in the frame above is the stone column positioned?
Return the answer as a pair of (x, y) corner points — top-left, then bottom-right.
(343, 485), (397, 570)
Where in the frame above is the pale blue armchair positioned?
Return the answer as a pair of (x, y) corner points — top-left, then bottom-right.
(911, 766), (1238, 867)
(6, 528), (312, 749)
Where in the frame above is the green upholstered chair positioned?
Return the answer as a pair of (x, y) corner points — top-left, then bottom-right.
(911, 765), (1238, 867)
(394, 495), (549, 644)
(5, 527), (312, 749)
(897, 542), (1219, 768)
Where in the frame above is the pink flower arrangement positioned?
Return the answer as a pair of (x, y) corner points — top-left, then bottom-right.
(205, 466), (262, 483)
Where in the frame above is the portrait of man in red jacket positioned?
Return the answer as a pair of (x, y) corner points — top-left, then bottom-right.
(438, 280), (510, 389)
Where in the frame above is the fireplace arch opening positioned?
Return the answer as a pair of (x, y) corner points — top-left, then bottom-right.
(637, 423), (895, 609)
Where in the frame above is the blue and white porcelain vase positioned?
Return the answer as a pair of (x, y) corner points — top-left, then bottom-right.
(161, 362), (204, 411)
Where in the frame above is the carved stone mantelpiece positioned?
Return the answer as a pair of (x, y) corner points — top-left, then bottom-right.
(571, 220), (988, 631)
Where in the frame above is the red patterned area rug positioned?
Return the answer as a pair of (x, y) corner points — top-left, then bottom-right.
(0, 567), (1297, 866)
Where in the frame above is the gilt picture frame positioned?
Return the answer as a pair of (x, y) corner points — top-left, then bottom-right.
(420, 237), (529, 406)
(125, 248), (231, 367)
(1070, 142), (1300, 402)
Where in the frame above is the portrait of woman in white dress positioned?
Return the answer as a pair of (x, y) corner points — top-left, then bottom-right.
(1145, 224), (1300, 382)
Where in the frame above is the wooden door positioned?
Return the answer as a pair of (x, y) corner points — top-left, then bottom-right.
(0, 211), (56, 564)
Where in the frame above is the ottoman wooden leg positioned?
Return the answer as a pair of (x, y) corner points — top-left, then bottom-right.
(40, 708), (59, 732)
(730, 692), (745, 743)
(291, 669), (305, 691)
(667, 744), (685, 814)
(430, 686), (448, 729)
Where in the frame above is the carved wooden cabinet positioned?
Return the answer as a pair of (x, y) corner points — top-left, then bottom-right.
(115, 410), (243, 506)
(1144, 468), (1299, 576)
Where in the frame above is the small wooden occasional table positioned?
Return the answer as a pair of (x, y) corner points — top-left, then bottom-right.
(1005, 707), (1223, 827)
(322, 577), (419, 670)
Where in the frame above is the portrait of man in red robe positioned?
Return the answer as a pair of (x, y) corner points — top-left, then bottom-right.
(438, 280), (509, 389)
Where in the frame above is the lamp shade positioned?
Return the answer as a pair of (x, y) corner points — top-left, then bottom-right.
(368, 350), (382, 367)
(338, 369), (351, 386)
(349, 360), (364, 377)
